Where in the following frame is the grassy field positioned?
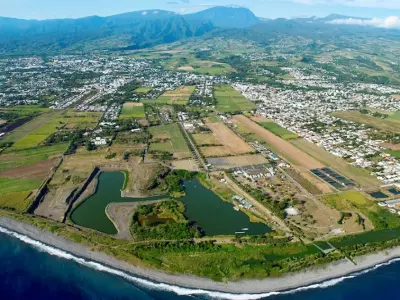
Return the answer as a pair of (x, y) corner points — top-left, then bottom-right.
(214, 85), (256, 113)
(387, 110), (400, 121)
(0, 143), (69, 171)
(12, 120), (62, 149)
(290, 138), (380, 187)
(0, 177), (42, 193)
(0, 105), (50, 115)
(333, 111), (400, 133)
(149, 123), (192, 159)
(54, 111), (102, 129)
(323, 191), (400, 230)
(191, 134), (221, 146)
(331, 227), (400, 248)
(0, 191), (34, 212)
(119, 102), (146, 119)
(385, 149), (400, 158)
(135, 87), (152, 94)
(259, 121), (298, 140)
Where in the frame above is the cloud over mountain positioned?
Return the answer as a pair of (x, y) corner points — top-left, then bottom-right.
(328, 16), (400, 29)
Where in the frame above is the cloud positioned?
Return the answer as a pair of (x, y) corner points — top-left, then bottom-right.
(141, 11), (148, 15)
(292, 0), (400, 9)
(328, 16), (400, 29)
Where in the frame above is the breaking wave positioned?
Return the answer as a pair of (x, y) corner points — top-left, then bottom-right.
(0, 225), (398, 300)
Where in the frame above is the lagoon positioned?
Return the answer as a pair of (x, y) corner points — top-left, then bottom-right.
(71, 172), (271, 236)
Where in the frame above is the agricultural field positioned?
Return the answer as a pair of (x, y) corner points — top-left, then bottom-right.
(191, 133), (221, 146)
(2, 111), (60, 145)
(54, 111), (102, 129)
(199, 118), (254, 157)
(149, 123), (192, 159)
(0, 143), (69, 171)
(290, 138), (380, 187)
(143, 86), (195, 105)
(387, 110), (400, 121)
(333, 111), (400, 133)
(323, 191), (400, 230)
(119, 102), (146, 119)
(258, 121), (298, 140)
(214, 85), (256, 112)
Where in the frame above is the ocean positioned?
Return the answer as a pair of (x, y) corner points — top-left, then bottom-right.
(0, 228), (399, 300)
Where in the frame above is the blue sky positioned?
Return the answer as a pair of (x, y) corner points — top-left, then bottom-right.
(1, 0), (400, 20)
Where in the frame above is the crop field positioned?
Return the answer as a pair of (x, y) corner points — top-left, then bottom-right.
(149, 123), (192, 159)
(119, 102), (146, 119)
(12, 119), (62, 149)
(290, 138), (380, 187)
(323, 191), (400, 230)
(2, 111), (60, 145)
(0, 105), (50, 115)
(214, 85), (255, 112)
(55, 111), (102, 129)
(200, 118), (254, 157)
(135, 87), (152, 94)
(333, 111), (400, 133)
(0, 143), (68, 171)
(153, 86), (195, 105)
(0, 177), (42, 212)
(258, 121), (298, 140)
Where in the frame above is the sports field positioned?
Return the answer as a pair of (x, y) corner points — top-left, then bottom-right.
(333, 111), (400, 133)
(258, 121), (298, 140)
(119, 102), (146, 119)
(214, 85), (256, 112)
(200, 118), (254, 157)
(149, 123), (192, 159)
(290, 138), (380, 187)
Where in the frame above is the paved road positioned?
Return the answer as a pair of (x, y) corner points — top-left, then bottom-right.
(178, 122), (208, 171)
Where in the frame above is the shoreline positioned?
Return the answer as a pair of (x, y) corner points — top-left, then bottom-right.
(0, 216), (399, 296)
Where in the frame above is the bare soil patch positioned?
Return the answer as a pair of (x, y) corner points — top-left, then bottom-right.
(178, 66), (195, 71)
(201, 118), (253, 157)
(0, 158), (59, 180)
(170, 159), (199, 172)
(381, 143), (400, 150)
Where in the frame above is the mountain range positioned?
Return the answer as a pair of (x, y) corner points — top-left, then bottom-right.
(0, 7), (398, 56)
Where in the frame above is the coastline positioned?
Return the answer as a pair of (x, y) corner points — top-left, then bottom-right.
(0, 216), (399, 296)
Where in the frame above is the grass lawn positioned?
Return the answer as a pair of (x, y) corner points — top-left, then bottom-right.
(119, 102), (146, 119)
(259, 122), (298, 140)
(135, 87), (152, 94)
(149, 123), (192, 159)
(214, 85), (255, 113)
(323, 191), (400, 229)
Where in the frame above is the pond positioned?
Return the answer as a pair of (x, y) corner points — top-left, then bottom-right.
(70, 172), (166, 234)
(179, 180), (271, 236)
(71, 173), (271, 237)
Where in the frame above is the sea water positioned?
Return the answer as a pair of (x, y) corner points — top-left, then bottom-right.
(0, 228), (399, 300)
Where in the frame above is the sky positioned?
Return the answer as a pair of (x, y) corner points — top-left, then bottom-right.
(1, 0), (400, 20)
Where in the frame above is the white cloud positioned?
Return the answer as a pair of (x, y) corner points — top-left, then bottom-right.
(292, 0), (400, 9)
(141, 11), (148, 15)
(328, 16), (400, 29)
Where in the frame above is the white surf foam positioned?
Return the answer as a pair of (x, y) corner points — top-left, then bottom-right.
(0, 225), (398, 300)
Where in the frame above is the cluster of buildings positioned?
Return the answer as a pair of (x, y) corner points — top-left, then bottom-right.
(233, 80), (400, 185)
